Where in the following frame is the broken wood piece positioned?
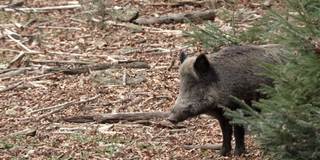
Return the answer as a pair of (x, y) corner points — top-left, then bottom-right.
(0, 81), (23, 93)
(0, 48), (114, 58)
(1, 4), (82, 12)
(104, 20), (183, 36)
(37, 26), (82, 30)
(63, 112), (170, 123)
(182, 144), (222, 150)
(28, 59), (93, 66)
(30, 94), (100, 115)
(7, 51), (25, 68)
(148, 1), (205, 7)
(63, 115), (95, 123)
(33, 95), (100, 121)
(0, 68), (30, 79)
(4, 29), (35, 52)
(134, 10), (215, 25)
(45, 61), (150, 75)
(95, 112), (170, 123)
(9, 128), (37, 137)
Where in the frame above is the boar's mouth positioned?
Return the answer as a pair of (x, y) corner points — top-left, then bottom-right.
(167, 104), (207, 124)
(167, 113), (183, 124)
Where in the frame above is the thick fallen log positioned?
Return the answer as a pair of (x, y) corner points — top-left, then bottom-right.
(182, 144), (222, 150)
(45, 61), (150, 75)
(134, 10), (215, 25)
(63, 112), (170, 123)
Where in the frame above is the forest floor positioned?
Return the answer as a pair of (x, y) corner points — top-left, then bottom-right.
(0, 0), (277, 159)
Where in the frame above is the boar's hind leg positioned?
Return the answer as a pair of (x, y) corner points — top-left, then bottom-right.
(217, 115), (232, 156)
(234, 125), (246, 155)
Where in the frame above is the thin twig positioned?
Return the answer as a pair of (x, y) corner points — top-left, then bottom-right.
(4, 29), (34, 52)
(7, 51), (25, 68)
(28, 59), (94, 65)
(1, 4), (82, 12)
(29, 94), (100, 114)
(34, 95), (101, 120)
(105, 20), (183, 36)
(37, 26), (82, 30)
(0, 48), (115, 58)
(0, 81), (23, 93)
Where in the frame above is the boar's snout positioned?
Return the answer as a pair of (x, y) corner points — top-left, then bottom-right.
(167, 113), (179, 124)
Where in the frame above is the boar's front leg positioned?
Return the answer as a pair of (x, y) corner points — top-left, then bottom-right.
(216, 114), (232, 156)
(234, 125), (246, 155)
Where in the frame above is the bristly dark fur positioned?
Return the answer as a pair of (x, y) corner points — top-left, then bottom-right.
(168, 45), (286, 156)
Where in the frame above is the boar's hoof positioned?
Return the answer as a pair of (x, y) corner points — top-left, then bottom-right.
(220, 146), (231, 156)
(234, 147), (246, 156)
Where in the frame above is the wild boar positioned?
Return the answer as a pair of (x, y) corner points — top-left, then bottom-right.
(167, 45), (286, 156)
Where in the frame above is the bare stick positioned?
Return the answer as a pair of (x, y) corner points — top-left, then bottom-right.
(0, 81), (23, 93)
(28, 59), (93, 65)
(105, 20), (183, 36)
(7, 51), (25, 68)
(35, 95), (100, 120)
(30, 95), (100, 115)
(63, 112), (170, 123)
(45, 61), (150, 75)
(182, 144), (222, 150)
(95, 112), (170, 123)
(1, 4), (82, 12)
(37, 26), (82, 30)
(0, 68), (30, 79)
(8, 128), (37, 137)
(4, 29), (34, 52)
(0, 48), (118, 58)
(134, 10), (215, 25)
(148, 1), (205, 7)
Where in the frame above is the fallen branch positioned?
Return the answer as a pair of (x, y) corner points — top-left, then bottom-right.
(105, 20), (183, 36)
(28, 59), (93, 65)
(1, 4), (82, 12)
(37, 26), (82, 30)
(134, 10), (215, 25)
(182, 144), (222, 150)
(63, 111), (170, 123)
(9, 128), (37, 137)
(0, 48), (114, 58)
(96, 111), (170, 123)
(7, 52), (25, 68)
(33, 95), (100, 120)
(0, 81), (23, 93)
(0, 68), (31, 79)
(62, 115), (95, 123)
(4, 29), (35, 52)
(30, 95), (100, 115)
(45, 61), (150, 75)
(148, 1), (205, 7)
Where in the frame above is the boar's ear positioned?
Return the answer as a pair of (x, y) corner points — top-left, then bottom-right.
(194, 54), (210, 74)
(179, 50), (188, 64)
(194, 54), (219, 81)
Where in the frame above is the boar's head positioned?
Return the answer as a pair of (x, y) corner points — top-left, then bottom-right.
(168, 52), (220, 124)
